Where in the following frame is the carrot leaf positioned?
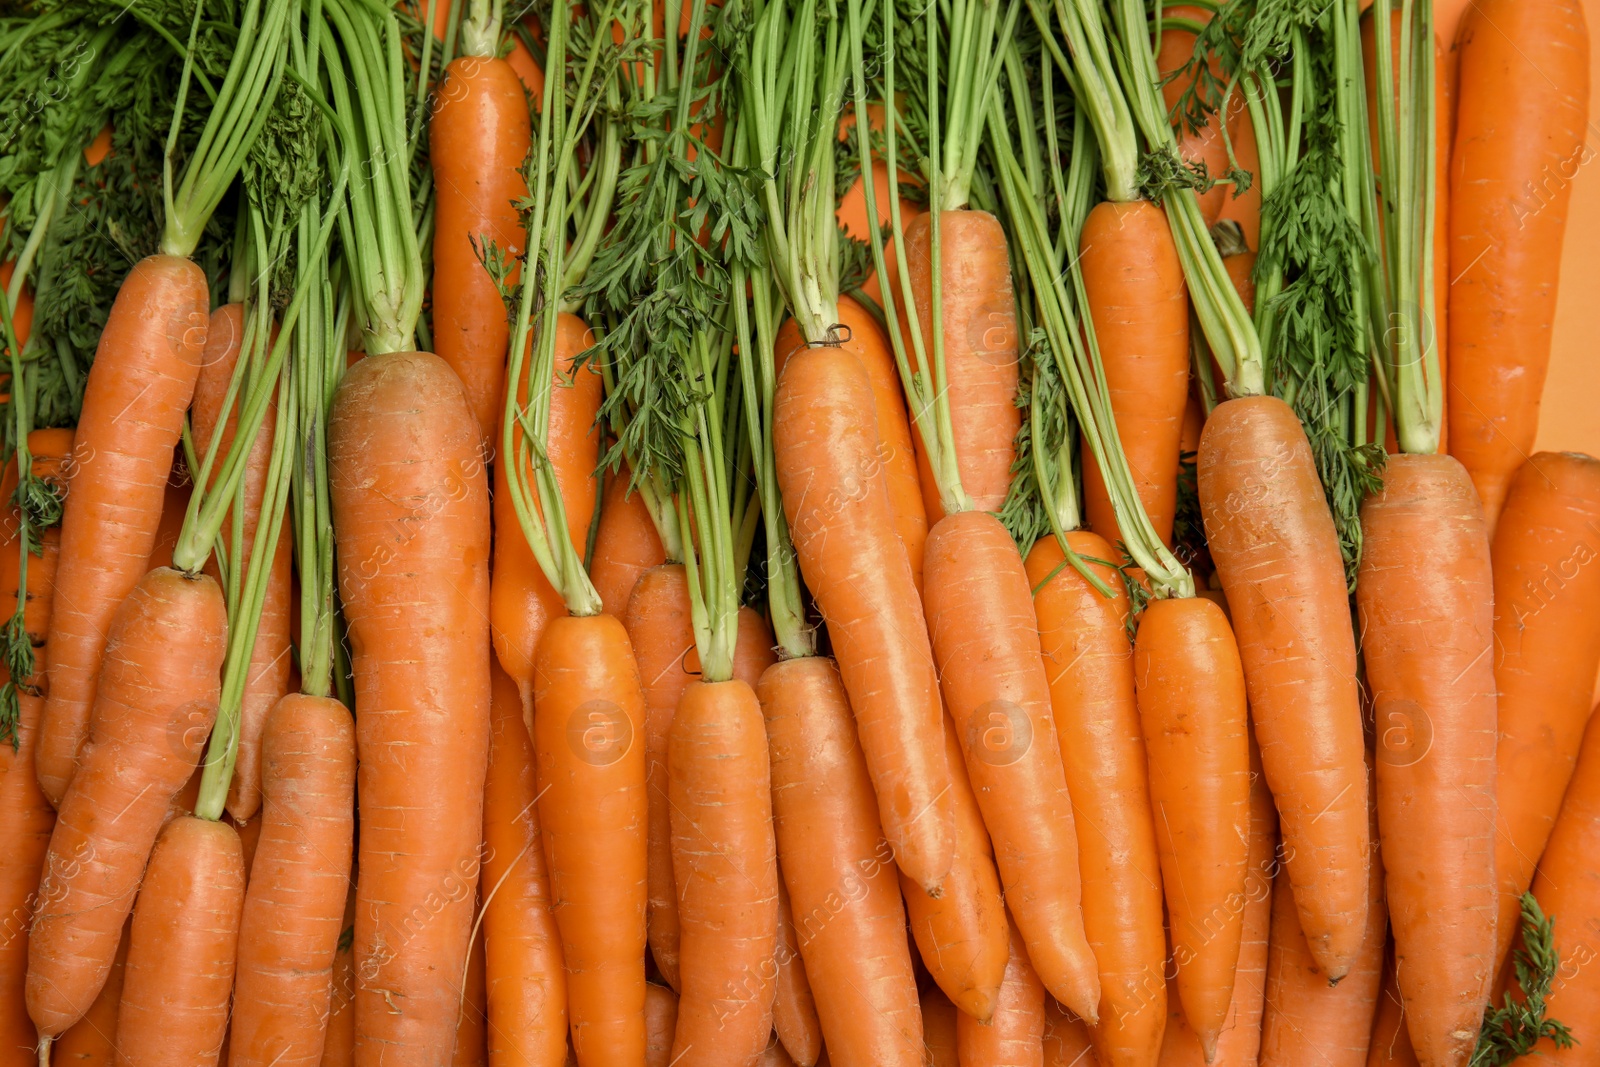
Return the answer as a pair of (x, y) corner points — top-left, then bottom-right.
(1472, 892), (1576, 1066)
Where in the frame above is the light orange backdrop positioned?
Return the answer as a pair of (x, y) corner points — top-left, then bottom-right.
(1434, 0), (1600, 458)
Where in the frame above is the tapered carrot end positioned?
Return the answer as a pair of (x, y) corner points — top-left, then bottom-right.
(1198, 1028), (1220, 1064)
(37, 1036), (51, 1067)
(956, 986), (1000, 1025)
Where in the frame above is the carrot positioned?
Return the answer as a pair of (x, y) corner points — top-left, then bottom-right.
(454, 930), (489, 1067)
(1447, 0), (1590, 533)
(1132, 594), (1250, 1058)
(1155, 3), (1241, 228)
(1525, 708), (1600, 1060)
(430, 49), (533, 447)
(667, 679), (779, 1065)
(25, 566), (225, 1043)
(47, 919), (127, 1066)
(1197, 395), (1370, 980)
(1259, 769), (1386, 1067)
(0, 430), (70, 1065)
(1043, 1001), (1097, 1067)
(1365, 948), (1419, 1067)
(1487, 453), (1600, 971)
(757, 656), (923, 1065)
(328, 351), (492, 1066)
(644, 984), (677, 1067)
(623, 564), (696, 990)
(772, 880), (821, 1067)
(320, 889), (358, 1067)
(228, 695), (357, 1067)
(772, 344), (954, 894)
(189, 303), (293, 822)
(775, 298), (928, 588)
(590, 462), (667, 619)
(1355, 453), (1498, 1067)
(34, 255), (208, 805)
(492, 316), (602, 715)
(530, 613), (648, 1066)
(899, 210), (1020, 517)
(900, 714), (1007, 1023)
(110, 816), (244, 1067)
(481, 663), (566, 1067)
(923, 986), (959, 1067)
(954, 920), (1046, 1067)
(1027, 532), (1165, 1066)
(1078, 201), (1190, 552)
(757, 1039), (796, 1067)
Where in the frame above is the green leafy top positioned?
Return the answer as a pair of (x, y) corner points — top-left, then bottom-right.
(1473, 893), (1575, 1066)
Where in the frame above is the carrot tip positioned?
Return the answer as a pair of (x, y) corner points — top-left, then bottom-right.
(37, 1036), (51, 1067)
(1198, 1029), (1219, 1064)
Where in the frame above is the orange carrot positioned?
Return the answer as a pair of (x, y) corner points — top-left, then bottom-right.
(1198, 395), (1370, 980)
(190, 303), (293, 822)
(454, 929), (489, 1067)
(1356, 454), (1497, 1067)
(1365, 947), (1419, 1067)
(900, 211), (1020, 517)
(110, 816), (245, 1066)
(430, 52), (533, 447)
(900, 715), (1007, 1022)
(590, 462), (667, 619)
(328, 351), (492, 1065)
(758, 656), (922, 1066)
(48, 918), (127, 1066)
(492, 316), (602, 715)
(1078, 200), (1190, 551)
(623, 565), (696, 990)
(26, 567), (225, 1043)
(773, 879), (821, 1067)
(954, 920), (1046, 1066)
(667, 680), (779, 1066)
(1524, 707), (1600, 1061)
(319, 888), (357, 1067)
(1043, 1001), (1097, 1067)
(228, 696), (357, 1067)
(773, 344), (953, 893)
(482, 664), (567, 1067)
(35, 256), (209, 805)
(1487, 453), (1600, 970)
(1133, 595), (1251, 1059)
(1028, 532), (1165, 1066)
(531, 614), (648, 1066)
(644, 984), (677, 1067)
(1447, 0), (1591, 533)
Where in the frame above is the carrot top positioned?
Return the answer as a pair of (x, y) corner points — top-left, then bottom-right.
(1472, 894), (1574, 1066)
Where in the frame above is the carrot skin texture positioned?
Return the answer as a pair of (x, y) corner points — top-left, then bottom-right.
(624, 565), (696, 990)
(329, 351), (493, 1067)
(320, 887), (357, 1067)
(482, 664), (567, 1067)
(757, 657), (923, 1067)
(1043, 1001), (1097, 1067)
(1197, 395), (1370, 980)
(1487, 454), (1600, 970)
(26, 567), (226, 1037)
(454, 932), (489, 1067)
(190, 303), (293, 822)
(228, 696), (357, 1067)
(1078, 200), (1190, 549)
(644, 985), (676, 1067)
(899, 715), (1007, 1023)
(1355, 454), (1498, 1067)
(1447, 0), (1590, 534)
(773, 344), (954, 894)
(1027, 533), (1165, 1067)
(899, 210), (1020, 516)
(492, 315), (601, 713)
(1364, 949), (1419, 1067)
(923, 510), (1100, 1022)
(429, 54), (532, 447)
(0, 431), (71, 1065)
(532, 614), (648, 1067)
(1133, 596), (1250, 1057)
(112, 816), (245, 1067)
(1525, 709), (1600, 1061)
(954, 922), (1046, 1067)
(36, 255), (209, 805)
(668, 680), (780, 1066)
(49, 919), (127, 1065)
(590, 464), (666, 620)
(772, 880), (821, 1067)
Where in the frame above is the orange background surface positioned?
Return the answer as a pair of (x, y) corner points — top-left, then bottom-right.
(1436, 0), (1600, 459)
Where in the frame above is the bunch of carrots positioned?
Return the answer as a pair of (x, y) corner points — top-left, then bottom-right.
(0, 0), (1597, 1064)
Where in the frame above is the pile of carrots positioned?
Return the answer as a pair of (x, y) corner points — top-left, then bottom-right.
(0, 0), (1597, 1064)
